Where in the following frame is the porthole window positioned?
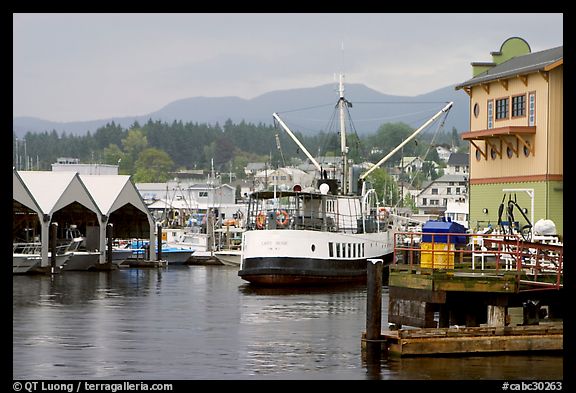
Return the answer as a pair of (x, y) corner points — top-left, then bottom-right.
(507, 146), (513, 158)
(311, 244), (316, 252)
(473, 103), (480, 118)
(491, 148), (497, 160)
(475, 149), (482, 161)
(523, 144), (531, 157)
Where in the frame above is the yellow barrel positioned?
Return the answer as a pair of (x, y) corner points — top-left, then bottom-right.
(420, 242), (455, 269)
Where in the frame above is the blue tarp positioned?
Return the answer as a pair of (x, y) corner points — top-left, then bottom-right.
(422, 218), (467, 244)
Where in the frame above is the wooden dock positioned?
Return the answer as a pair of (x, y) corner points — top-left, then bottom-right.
(387, 231), (563, 329)
(362, 322), (563, 357)
(120, 259), (168, 268)
(361, 235), (563, 358)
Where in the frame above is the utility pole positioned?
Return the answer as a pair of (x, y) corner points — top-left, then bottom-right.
(24, 139), (27, 170)
(14, 138), (19, 170)
(400, 146), (404, 207)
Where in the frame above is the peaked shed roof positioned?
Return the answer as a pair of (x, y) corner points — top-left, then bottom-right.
(79, 174), (150, 216)
(15, 170), (101, 216)
(13, 168), (42, 214)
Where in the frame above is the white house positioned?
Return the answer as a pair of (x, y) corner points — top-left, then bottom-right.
(444, 153), (469, 175)
(399, 156), (424, 174)
(253, 167), (315, 191)
(416, 174), (468, 216)
(51, 157), (119, 175)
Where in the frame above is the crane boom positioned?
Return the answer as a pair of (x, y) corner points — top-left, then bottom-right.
(359, 101), (453, 181)
(273, 112), (323, 172)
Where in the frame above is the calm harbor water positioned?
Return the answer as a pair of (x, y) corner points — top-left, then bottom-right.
(13, 265), (563, 380)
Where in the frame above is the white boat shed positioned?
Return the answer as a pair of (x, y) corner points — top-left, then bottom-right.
(13, 169), (155, 268)
(79, 175), (155, 263)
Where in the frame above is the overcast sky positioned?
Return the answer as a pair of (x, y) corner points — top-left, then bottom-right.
(13, 13), (563, 122)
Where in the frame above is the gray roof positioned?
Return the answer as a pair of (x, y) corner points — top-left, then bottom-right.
(447, 153), (469, 166)
(188, 183), (235, 191)
(246, 162), (266, 170)
(455, 46), (563, 89)
(434, 174), (468, 183)
(419, 174), (467, 193)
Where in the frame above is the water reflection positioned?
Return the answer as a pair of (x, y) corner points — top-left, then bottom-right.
(382, 353), (563, 380)
(13, 266), (563, 380)
(238, 282), (366, 296)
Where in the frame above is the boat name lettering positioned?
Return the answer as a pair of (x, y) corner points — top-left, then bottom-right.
(260, 241), (287, 246)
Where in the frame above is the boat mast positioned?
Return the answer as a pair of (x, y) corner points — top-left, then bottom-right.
(338, 74), (349, 195)
(359, 101), (453, 181)
(273, 113), (322, 173)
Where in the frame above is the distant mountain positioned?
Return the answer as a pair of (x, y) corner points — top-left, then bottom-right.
(13, 83), (469, 138)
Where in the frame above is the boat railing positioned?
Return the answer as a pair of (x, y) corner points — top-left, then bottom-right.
(247, 207), (383, 233)
(13, 242), (42, 254)
(393, 231), (563, 291)
(13, 239), (77, 255)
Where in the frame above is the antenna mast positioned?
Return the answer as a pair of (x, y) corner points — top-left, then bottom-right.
(338, 41), (351, 195)
(338, 73), (349, 195)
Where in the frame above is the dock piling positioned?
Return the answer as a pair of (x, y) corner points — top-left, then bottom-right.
(366, 258), (383, 340)
(157, 223), (163, 261)
(50, 222), (58, 274)
(106, 223), (113, 264)
(365, 258), (384, 362)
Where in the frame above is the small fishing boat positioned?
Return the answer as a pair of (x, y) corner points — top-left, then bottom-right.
(13, 241), (74, 274)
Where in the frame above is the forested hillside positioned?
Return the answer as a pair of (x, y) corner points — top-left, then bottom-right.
(13, 116), (466, 183)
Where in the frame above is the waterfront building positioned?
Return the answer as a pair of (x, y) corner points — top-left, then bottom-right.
(13, 170), (154, 267)
(455, 37), (563, 237)
(51, 157), (119, 175)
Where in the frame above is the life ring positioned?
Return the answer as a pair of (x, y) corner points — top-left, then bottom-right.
(256, 211), (266, 229)
(223, 218), (237, 226)
(378, 207), (390, 220)
(275, 210), (289, 227)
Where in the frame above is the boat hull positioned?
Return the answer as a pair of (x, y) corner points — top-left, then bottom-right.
(238, 229), (394, 286)
(13, 254), (71, 274)
(123, 246), (194, 266)
(62, 252), (101, 271)
(238, 255), (389, 285)
(187, 252), (221, 265)
(160, 250), (195, 265)
(214, 250), (242, 267)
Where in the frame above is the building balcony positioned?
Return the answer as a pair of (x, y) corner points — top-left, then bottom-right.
(461, 126), (535, 160)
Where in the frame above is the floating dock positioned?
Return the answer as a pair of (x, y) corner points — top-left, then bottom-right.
(362, 323), (562, 357)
